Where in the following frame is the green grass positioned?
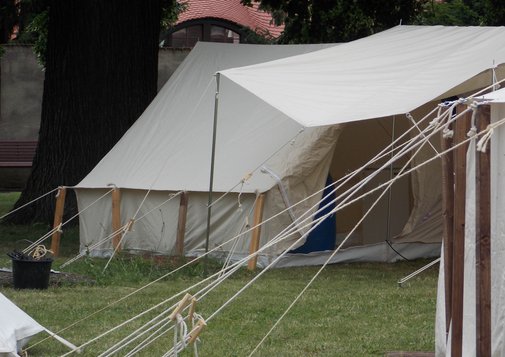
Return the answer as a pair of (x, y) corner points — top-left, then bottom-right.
(0, 192), (438, 356)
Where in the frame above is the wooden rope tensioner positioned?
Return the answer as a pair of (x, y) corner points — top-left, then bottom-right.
(170, 293), (206, 347)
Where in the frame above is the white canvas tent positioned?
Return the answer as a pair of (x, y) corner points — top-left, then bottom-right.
(0, 293), (77, 356)
(0, 293), (43, 357)
(434, 88), (505, 356)
(75, 26), (505, 266)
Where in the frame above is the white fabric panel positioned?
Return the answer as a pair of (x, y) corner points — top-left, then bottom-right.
(77, 124), (339, 256)
(435, 241), (447, 357)
(435, 102), (505, 355)
(198, 241), (440, 268)
(461, 140), (477, 356)
(259, 125), (341, 253)
(0, 293), (43, 357)
(479, 87), (505, 103)
(399, 104), (444, 243)
(76, 43), (333, 193)
(77, 189), (256, 256)
(76, 127), (342, 256)
(490, 103), (505, 356)
(220, 26), (505, 127)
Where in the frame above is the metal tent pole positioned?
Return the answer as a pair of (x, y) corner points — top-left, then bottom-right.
(386, 116), (396, 242)
(205, 73), (220, 254)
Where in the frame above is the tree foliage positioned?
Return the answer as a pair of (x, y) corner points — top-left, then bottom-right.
(243, 0), (422, 43)
(244, 0), (505, 43)
(414, 0), (505, 26)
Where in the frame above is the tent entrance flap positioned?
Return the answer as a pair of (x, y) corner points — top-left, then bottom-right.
(290, 175), (336, 254)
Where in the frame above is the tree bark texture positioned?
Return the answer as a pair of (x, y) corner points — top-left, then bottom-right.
(6, 0), (162, 224)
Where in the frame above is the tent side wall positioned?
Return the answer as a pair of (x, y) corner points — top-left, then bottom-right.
(435, 101), (505, 356)
(76, 188), (256, 256)
(75, 125), (342, 261)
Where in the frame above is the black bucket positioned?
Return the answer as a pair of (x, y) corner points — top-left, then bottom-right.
(8, 252), (53, 290)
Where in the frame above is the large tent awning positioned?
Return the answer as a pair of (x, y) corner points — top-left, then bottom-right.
(220, 25), (505, 127)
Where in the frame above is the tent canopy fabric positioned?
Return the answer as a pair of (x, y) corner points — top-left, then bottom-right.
(76, 42), (334, 194)
(75, 26), (505, 262)
(0, 293), (43, 357)
(220, 25), (505, 127)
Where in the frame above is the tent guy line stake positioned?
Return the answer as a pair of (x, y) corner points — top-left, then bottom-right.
(205, 72), (221, 255)
(397, 257), (440, 286)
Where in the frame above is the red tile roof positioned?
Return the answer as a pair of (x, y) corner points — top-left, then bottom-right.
(177, 0), (284, 38)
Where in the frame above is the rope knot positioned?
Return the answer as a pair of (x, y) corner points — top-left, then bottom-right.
(429, 117), (441, 128)
(467, 101), (478, 138)
(477, 128), (493, 153)
(467, 126), (477, 138)
(442, 128), (454, 139)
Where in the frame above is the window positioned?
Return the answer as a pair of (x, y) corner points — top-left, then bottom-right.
(210, 25), (240, 44)
(166, 21), (243, 48)
(170, 25), (203, 48)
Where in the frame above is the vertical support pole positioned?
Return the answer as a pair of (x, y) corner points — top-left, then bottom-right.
(386, 115), (396, 241)
(175, 192), (188, 257)
(451, 104), (471, 357)
(475, 105), (491, 357)
(441, 119), (454, 337)
(50, 187), (67, 257)
(248, 194), (265, 271)
(111, 187), (122, 251)
(205, 73), (220, 255)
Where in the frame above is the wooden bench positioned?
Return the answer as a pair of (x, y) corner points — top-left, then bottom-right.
(0, 141), (37, 168)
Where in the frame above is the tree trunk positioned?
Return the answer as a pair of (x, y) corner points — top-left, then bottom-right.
(6, 0), (162, 224)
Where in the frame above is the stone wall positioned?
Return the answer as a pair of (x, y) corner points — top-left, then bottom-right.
(0, 45), (191, 190)
(0, 45), (44, 141)
(0, 45), (191, 141)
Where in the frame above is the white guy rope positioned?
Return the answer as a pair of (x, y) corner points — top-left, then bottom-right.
(0, 187), (59, 221)
(61, 103), (466, 356)
(56, 102), (452, 354)
(247, 117), (442, 356)
(122, 317), (175, 357)
(93, 102), (494, 354)
(210, 103), (440, 211)
(59, 262), (245, 356)
(406, 112), (440, 155)
(477, 116), (505, 153)
(198, 133), (428, 321)
(397, 257), (441, 287)
(22, 188), (114, 254)
(179, 104), (473, 328)
(209, 128), (306, 209)
(92, 78), (215, 266)
(59, 223), (129, 268)
(469, 76), (505, 98)
(102, 191), (183, 272)
(98, 310), (174, 357)
(61, 191), (183, 269)
(219, 193), (258, 277)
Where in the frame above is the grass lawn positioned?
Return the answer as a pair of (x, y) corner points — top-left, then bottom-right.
(0, 192), (439, 356)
